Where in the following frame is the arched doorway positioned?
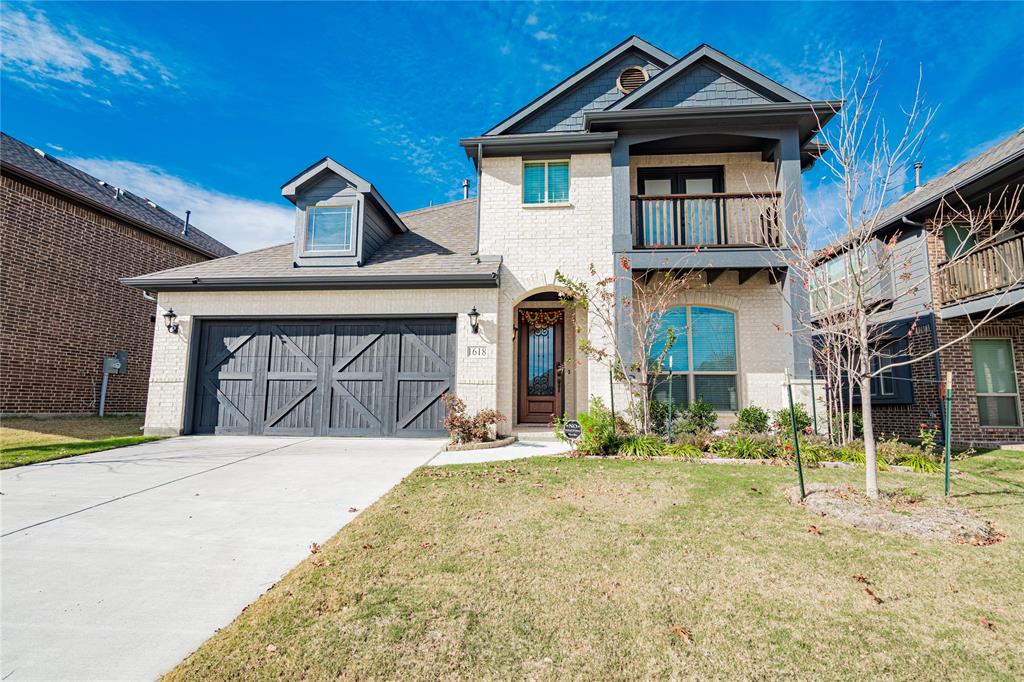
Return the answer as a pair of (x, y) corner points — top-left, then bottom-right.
(514, 290), (573, 424)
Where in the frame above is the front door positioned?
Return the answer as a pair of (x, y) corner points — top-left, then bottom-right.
(517, 309), (564, 423)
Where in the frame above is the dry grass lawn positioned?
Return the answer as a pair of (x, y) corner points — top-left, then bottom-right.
(167, 450), (1024, 681)
(1, 415), (158, 468)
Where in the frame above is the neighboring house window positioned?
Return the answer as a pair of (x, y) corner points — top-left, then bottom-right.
(523, 160), (569, 204)
(306, 206), (354, 251)
(650, 306), (738, 411)
(870, 355), (895, 397)
(972, 339), (1021, 427)
(848, 336), (913, 405)
(942, 223), (977, 260)
(810, 243), (893, 316)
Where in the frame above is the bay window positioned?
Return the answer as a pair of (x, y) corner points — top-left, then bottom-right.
(650, 306), (738, 411)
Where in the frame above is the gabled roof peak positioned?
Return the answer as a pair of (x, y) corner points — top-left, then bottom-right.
(483, 35), (675, 136)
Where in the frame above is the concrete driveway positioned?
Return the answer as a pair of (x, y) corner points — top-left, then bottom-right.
(1, 436), (443, 681)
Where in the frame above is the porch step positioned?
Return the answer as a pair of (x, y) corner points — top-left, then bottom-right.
(513, 425), (561, 442)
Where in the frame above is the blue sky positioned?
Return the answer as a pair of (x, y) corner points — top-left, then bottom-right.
(3, 1), (1022, 252)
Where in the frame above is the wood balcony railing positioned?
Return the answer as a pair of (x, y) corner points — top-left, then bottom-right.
(938, 233), (1024, 304)
(631, 192), (782, 249)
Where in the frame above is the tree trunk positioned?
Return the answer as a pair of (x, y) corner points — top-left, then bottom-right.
(858, 314), (879, 498)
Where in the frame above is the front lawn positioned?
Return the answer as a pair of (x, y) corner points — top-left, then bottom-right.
(1, 415), (161, 468)
(167, 451), (1024, 680)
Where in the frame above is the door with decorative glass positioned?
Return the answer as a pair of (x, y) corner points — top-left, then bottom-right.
(639, 167), (724, 247)
(517, 309), (564, 423)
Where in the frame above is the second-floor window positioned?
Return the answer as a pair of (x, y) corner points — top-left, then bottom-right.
(810, 243), (893, 316)
(523, 160), (569, 205)
(306, 205), (354, 252)
(972, 338), (1021, 427)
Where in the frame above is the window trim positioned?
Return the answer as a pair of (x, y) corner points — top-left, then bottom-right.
(809, 241), (895, 316)
(300, 201), (359, 257)
(651, 305), (740, 413)
(972, 337), (1023, 428)
(522, 159), (571, 206)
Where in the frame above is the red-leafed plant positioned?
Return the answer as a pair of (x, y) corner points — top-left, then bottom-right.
(441, 393), (506, 444)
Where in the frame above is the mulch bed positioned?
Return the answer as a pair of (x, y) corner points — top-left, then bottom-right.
(786, 483), (1004, 544)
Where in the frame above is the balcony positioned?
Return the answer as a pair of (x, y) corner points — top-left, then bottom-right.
(937, 233), (1024, 305)
(631, 192), (781, 249)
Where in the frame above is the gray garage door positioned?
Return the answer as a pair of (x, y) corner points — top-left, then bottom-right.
(190, 318), (456, 437)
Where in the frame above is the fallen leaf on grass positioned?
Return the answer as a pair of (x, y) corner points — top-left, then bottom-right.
(853, 574), (871, 585)
(949, 583), (958, 593)
(310, 543), (320, 554)
(979, 617), (996, 631)
(361, 543), (373, 550)
(864, 587), (883, 605)
(808, 525), (821, 536)
(348, 507), (358, 513)
(266, 644), (278, 653)
(420, 542), (433, 549)
(672, 626), (693, 644)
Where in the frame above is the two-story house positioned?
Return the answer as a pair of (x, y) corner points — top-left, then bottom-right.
(1, 132), (235, 416)
(812, 129), (1023, 447)
(126, 37), (837, 438)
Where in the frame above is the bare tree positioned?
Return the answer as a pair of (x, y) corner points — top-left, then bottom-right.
(759, 48), (1024, 497)
(555, 257), (699, 434)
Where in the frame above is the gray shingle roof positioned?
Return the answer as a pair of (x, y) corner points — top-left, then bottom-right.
(123, 198), (499, 289)
(872, 128), (1024, 232)
(1, 132), (235, 258)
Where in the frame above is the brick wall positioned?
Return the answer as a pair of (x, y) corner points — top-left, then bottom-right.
(1, 173), (208, 414)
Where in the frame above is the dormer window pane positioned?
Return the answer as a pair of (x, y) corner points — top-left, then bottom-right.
(307, 206), (353, 251)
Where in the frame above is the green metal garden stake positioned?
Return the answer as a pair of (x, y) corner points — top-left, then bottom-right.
(609, 366), (617, 435)
(785, 368), (806, 500)
(808, 358), (819, 435)
(944, 371), (953, 497)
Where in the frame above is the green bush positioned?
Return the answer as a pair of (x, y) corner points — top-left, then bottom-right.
(674, 398), (718, 436)
(555, 397), (625, 456)
(896, 451), (941, 473)
(734, 406), (770, 434)
(647, 398), (685, 436)
(618, 434), (667, 458)
(775, 404), (812, 436)
(830, 411), (864, 439)
(666, 443), (703, 459)
(707, 433), (782, 459)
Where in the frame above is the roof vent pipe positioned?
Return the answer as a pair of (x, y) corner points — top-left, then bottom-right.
(462, 178), (470, 200)
(914, 162), (922, 189)
(182, 210), (191, 236)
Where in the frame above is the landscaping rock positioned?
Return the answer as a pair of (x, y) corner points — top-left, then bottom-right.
(785, 483), (1004, 544)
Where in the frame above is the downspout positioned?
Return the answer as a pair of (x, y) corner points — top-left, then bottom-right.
(929, 313), (945, 437)
(472, 142), (483, 256)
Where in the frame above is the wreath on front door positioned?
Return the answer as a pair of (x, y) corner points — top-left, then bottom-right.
(520, 309), (563, 330)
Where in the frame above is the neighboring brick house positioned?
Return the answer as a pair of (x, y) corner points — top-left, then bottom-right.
(813, 130), (1023, 447)
(126, 37), (839, 438)
(1, 133), (235, 415)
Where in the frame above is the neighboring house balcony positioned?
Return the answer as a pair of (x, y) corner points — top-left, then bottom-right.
(937, 232), (1024, 305)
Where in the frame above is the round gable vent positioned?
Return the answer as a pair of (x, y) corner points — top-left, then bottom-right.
(616, 66), (649, 94)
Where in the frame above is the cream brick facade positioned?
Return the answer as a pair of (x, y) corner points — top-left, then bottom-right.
(478, 153), (617, 429)
(143, 289), (498, 436)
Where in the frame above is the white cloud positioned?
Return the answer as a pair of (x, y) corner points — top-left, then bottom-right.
(64, 157), (293, 253)
(749, 41), (841, 100)
(369, 117), (467, 202)
(532, 30), (557, 42)
(525, 14), (538, 26)
(1, 5), (175, 97)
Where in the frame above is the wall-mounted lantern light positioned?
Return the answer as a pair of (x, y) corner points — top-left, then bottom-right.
(163, 308), (179, 334)
(468, 306), (481, 334)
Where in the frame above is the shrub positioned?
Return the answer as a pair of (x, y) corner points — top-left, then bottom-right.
(557, 397), (625, 456)
(830, 411), (864, 439)
(897, 451), (941, 473)
(775, 403), (812, 436)
(674, 398), (717, 436)
(647, 398), (685, 436)
(707, 433), (782, 459)
(734, 405), (770, 434)
(618, 434), (667, 458)
(441, 393), (506, 444)
(666, 443), (703, 459)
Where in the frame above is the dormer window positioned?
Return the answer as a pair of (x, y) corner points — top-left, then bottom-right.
(305, 205), (355, 253)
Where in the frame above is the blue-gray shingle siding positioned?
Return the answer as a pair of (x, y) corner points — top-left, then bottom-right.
(631, 63), (771, 109)
(509, 48), (664, 134)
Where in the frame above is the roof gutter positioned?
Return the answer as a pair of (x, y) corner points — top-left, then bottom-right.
(583, 100), (843, 130)
(0, 162), (228, 260)
(120, 271), (501, 292)
(459, 132), (618, 163)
